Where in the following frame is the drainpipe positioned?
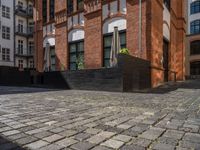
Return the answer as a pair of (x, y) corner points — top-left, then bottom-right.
(139, 0), (142, 58)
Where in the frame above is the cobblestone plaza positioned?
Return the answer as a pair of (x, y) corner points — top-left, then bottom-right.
(0, 81), (200, 150)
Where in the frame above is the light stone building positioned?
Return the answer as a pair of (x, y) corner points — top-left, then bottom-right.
(186, 0), (200, 78)
(0, 0), (34, 69)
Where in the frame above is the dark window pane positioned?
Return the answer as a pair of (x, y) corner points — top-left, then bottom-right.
(69, 41), (84, 70)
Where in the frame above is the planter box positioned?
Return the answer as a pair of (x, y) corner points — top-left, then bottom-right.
(37, 54), (151, 92)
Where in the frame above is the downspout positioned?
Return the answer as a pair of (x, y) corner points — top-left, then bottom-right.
(139, 0), (142, 58)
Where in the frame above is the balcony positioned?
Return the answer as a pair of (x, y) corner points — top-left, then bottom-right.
(15, 26), (34, 37)
(15, 5), (33, 18)
(15, 48), (34, 57)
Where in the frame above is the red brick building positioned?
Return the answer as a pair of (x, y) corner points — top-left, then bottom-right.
(33, 0), (186, 87)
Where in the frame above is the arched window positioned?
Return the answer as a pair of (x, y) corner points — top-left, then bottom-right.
(103, 17), (127, 67)
(190, 61), (200, 75)
(191, 0), (200, 14)
(191, 40), (200, 55)
(191, 20), (200, 34)
(68, 29), (84, 70)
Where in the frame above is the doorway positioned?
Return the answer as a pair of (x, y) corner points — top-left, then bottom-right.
(163, 39), (169, 82)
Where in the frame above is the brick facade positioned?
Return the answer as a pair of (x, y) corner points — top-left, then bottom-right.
(33, 0), (186, 87)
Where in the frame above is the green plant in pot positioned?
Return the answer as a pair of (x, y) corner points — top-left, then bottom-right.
(76, 55), (84, 70)
(119, 48), (129, 55)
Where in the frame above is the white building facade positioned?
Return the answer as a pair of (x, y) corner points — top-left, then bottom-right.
(186, 0), (200, 77)
(0, 0), (15, 66)
(0, 0), (34, 69)
(14, 0), (34, 70)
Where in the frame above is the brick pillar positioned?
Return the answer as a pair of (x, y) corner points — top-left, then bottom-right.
(84, 11), (102, 69)
(34, 1), (44, 72)
(55, 0), (68, 70)
(171, 0), (186, 81)
(55, 24), (68, 70)
(149, 0), (164, 87)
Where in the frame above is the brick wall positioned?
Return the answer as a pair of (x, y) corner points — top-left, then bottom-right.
(34, 0), (186, 88)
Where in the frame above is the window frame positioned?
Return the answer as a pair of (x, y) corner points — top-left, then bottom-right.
(190, 61), (200, 75)
(67, 0), (74, 14)
(191, 20), (200, 35)
(191, 0), (200, 14)
(2, 26), (10, 40)
(190, 40), (200, 55)
(69, 39), (84, 70)
(2, 48), (10, 61)
(2, 5), (10, 19)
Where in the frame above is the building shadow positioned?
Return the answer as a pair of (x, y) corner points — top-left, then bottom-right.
(140, 80), (200, 94)
(0, 135), (25, 150)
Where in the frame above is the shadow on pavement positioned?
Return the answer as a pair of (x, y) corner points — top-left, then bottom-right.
(144, 80), (200, 94)
(0, 135), (25, 150)
(0, 86), (65, 95)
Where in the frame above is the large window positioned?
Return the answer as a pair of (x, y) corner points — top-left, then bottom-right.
(2, 26), (10, 40)
(190, 61), (200, 75)
(69, 40), (84, 70)
(42, 0), (47, 23)
(191, 20), (200, 34)
(2, 48), (10, 61)
(67, 0), (73, 14)
(18, 40), (24, 54)
(2, 5), (10, 19)
(49, 0), (55, 20)
(191, 0), (200, 14)
(103, 31), (126, 68)
(190, 40), (200, 55)
(50, 46), (56, 71)
(77, 0), (84, 10)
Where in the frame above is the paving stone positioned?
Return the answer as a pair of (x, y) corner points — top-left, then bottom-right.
(157, 136), (178, 146)
(50, 127), (65, 133)
(16, 136), (38, 145)
(183, 133), (200, 143)
(0, 127), (12, 133)
(2, 130), (20, 136)
(139, 127), (165, 140)
(56, 138), (78, 147)
(7, 133), (27, 141)
(70, 142), (95, 150)
(179, 140), (200, 149)
(117, 124), (132, 129)
(163, 130), (184, 140)
(24, 140), (49, 149)
(74, 133), (91, 141)
(112, 134), (132, 142)
(33, 131), (53, 138)
(59, 130), (79, 137)
(151, 143), (175, 150)
(39, 144), (64, 150)
(120, 144), (145, 150)
(87, 135), (107, 144)
(132, 138), (152, 148)
(101, 139), (124, 149)
(43, 134), (64, 143)
(84, 128), (102, 135)
(92, 145), (112, 150)
(97, 131), (116, 138)
(26, 128), (43, 135)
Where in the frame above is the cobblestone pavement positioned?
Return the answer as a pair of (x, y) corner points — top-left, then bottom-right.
(0, 80), (200, 150)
